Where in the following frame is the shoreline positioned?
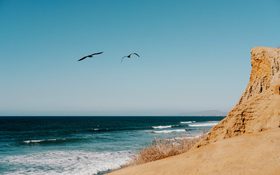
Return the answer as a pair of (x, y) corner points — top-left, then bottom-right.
(109, 128), (280, 175)
(107, 135), (203, 174)
(0, 117), (220, 175)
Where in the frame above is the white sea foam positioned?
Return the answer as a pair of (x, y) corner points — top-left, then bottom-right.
(0, 150), (134, 175)
(152, 125), (172, 129)
(23, 138), (66, 144)
(180, 121), (195, 124)
(188, 121), (219, 127)
(23, 140), (43, 144)
(151, 129), (186, 134)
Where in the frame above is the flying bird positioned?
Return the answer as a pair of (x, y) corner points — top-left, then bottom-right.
(78, 52), (103, 61)
(121, 53), (140, 63)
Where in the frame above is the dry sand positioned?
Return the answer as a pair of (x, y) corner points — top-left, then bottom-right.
(110, 129), (280, 175)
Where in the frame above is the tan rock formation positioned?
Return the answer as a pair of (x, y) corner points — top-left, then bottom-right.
(198, 47), (280, 146)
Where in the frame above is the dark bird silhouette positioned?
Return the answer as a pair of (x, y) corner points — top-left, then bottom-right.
(78, 52), (103, 61)
(121, 53), (140, 62)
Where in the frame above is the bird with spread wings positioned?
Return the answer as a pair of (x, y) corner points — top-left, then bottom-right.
(78, 52), (104, 61)
(121, 53), (140, 63)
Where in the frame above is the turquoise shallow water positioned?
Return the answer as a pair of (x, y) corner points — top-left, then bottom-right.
(0, 116), (224, 175)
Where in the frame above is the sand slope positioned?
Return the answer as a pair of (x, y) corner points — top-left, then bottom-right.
(110, 129), (280, 175)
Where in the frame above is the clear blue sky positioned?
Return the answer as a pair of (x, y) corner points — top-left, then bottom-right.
(0, 0), (279, 116)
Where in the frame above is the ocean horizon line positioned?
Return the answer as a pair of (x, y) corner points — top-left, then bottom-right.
(0, 115), (226, 117)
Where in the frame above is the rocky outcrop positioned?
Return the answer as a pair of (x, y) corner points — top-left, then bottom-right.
(198, 47), (280, 146)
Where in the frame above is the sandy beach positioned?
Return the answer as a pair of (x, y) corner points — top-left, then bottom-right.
(110, 128), (280, 175)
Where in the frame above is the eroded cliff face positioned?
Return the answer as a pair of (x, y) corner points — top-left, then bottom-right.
(198, 47), (280, 147)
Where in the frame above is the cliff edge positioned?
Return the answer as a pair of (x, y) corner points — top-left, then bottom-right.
(198, 47), (280, 146)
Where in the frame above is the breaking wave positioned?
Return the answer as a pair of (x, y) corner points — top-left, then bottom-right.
(152, 125), (172, 129)
(188, 121), (219, 127)
(151, 129), (186, 134)
(22, 138), (82, 145)
(180, 121), (195, 124)
(0, 150), (134, 175)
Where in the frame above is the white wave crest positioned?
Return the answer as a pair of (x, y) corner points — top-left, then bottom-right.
(180, 121), (195, 124)
(151, 129), (186, 134)
(152, 125), (172, 129)
(188, 121), (219, 127)
(0, 150), (134, 175)
(23, 138), (66, 144)
(23, 140), (43, 144)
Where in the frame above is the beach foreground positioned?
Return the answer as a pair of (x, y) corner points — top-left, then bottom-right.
(110, 129), (280, 175)
(109, 47), (280, 175)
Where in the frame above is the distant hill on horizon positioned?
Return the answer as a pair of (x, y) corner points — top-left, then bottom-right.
(181, 110), (227, 116)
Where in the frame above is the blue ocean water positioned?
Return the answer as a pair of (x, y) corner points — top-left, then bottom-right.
(0, 116), (224, 175)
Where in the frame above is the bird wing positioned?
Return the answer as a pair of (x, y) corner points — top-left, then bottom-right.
(132, 53), (140, 57)
(78, 56), (88, 61)
(91, 52), (104, 56)
(78, 52), (103, 61)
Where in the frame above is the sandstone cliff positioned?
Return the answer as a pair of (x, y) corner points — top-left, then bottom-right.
(198, 47), (280, 146)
